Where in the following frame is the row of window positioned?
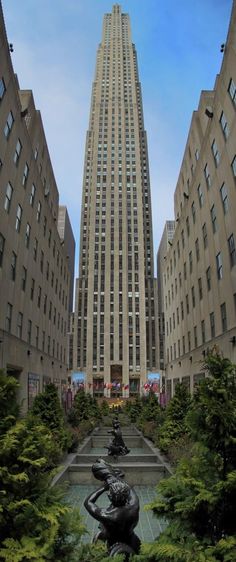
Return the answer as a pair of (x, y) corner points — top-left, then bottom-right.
(167, 300), (230, 363)
(2, 183), (69, 285)
(165, 231), (236, 311)
(177, 77), (236, 215)
(0, 238), (68, 316)
(5, 302), (66, 361)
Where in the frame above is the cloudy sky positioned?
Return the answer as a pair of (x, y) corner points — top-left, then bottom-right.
(3, 0), (232, 275)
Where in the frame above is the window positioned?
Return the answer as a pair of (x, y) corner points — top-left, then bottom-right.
(21, 266), (27, 291)
(228, 234), (236, 267)
(210, 204), (217, 233)
(0, 77), (6, 100)
(5, 303), (12, 332)
(201, 320), (205, 344)
(30, 278), (35, 301)
(17, 312), (23, 338)
(232, 155), (236, 179)
(195, 238), (200, 262)
(197, 184), (203, 207)
(228, 78), (236, 106)
(35, 326), (39, 348)
(22, 163), (29, 187)
(216, 252), (223, 280)
(220, 302), (227, 332)
(194, 325), (198, 347)
(189, 251), (193, 274)
(202, 223), (208, 249)
(186, 216), (190, 236)
(219, 111), (229, 139)
(11, 252), (17, 281)
(220, 183), (229, 214)
(0, 233), (5, 267)
(4, 182), (13, 213)
(40, 250), (44, 273)
(210, 312), (215, 338)
(30, 184), (36, 206)
(191, 201), (196, 224)
(43, 216), (47, 236)
(13, 139), (22, 165)
(204, 163), (211, 189)
(191, 286), (195, 308)
(36, 201), (41, 222)
(27, 320), (32, 344)
(186, 294), (189, 314)
(37, 286), (41, 308)
(25, 223), (31, 248)
(211, 139), (220, 166)
(4, 111), (14, 139)
(33, 238), (38, 261)
(15, 204), (22, 232)
(206, 266), (211, 291)
(198, 277), (203, 300)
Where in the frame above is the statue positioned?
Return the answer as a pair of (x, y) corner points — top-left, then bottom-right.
(106, 419), (130, 457)
(84, 458), (141, 558)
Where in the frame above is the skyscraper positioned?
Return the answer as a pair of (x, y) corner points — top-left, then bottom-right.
(74, 4), (158, 398)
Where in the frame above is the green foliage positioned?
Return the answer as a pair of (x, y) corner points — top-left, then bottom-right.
(100, 399), (110, 416)
(156, 383), (191, 453)
(0, 371), (19, 435)
(124, 395), (142, 422)
(73, 541), (124, 561)
(0, 375), (87, 561)
(135, 354), (236, 562)
(67, 389), (101, 427)
(30, 382), (71, 452)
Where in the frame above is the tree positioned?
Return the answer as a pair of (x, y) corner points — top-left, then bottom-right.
(67, 389), (101, 427)
(0, 375), (86, 561)
(0, 370), (19, 435)
(156, 382), (191, 453)
(31, 383), (69, 452)
(133, 354), (236, 562)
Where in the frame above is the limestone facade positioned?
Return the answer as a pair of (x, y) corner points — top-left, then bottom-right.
(0, 3), (73, 412)
(160, 2), (236, 397)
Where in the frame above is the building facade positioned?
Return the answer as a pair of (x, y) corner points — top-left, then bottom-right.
(57, 205), (75, 317)
(160, 1), (236, 397)
(0, 2), (74, 412)
(74, 4), (158, 397)
(157, 221), (175, 392)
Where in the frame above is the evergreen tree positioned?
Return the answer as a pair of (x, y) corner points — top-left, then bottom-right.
(156, 382), (191, 453)
(133, 354), (236, 562)
(31, 383), (69, 451)
(0, 370), (19, 435)
(67, 389), (101, 427)
(0, 375), (85, 561)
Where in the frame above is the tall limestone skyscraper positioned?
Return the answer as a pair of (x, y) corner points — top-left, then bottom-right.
(74, 4), (158, 398)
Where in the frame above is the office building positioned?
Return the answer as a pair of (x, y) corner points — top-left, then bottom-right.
(160, 1), (236, 397)
(57, 206), (75, 316)
(74, 4), (158, 397)
(0, 2), (74, 412)
(157, 221), (175, 392)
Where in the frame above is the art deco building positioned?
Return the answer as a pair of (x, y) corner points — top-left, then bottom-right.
(74, 4), (158, 397)
(0, 2), (74, 412)
(157, 221), (175, 377)
(57, 206), (75, 317)
(159, 1), (236, 397)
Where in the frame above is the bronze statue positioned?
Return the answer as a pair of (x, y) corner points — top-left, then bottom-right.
(106, 420), (130, 457)
(84, 458), (141, 558)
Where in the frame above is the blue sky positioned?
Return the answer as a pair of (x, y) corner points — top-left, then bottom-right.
(3, 0), (232, 276)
